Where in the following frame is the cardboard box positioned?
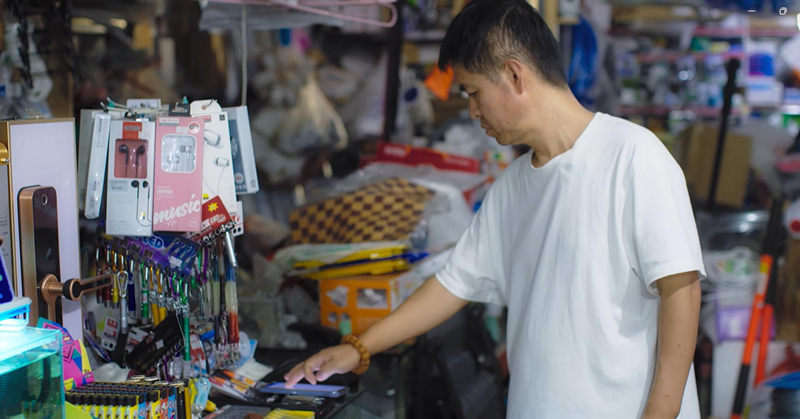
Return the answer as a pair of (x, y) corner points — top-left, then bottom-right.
(319, 273), (419, 335)
(223, 106), (259, 195)
(154, 117), (205, 232)
(105, 120), (156, 237)
(674, 124), (751, 209)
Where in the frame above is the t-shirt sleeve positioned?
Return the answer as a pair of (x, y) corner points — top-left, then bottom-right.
(436, 188), (504, 305)
(624, 142), (707, 296)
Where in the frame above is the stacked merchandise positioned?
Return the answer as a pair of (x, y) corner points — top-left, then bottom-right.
(75, 98), (260, 397)
(272, 142), (489, 336)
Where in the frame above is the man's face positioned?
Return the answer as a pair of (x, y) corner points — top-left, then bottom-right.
(454, 65), (528, 146)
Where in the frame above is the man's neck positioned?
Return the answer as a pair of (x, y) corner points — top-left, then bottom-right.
(519, 94), (595, 168)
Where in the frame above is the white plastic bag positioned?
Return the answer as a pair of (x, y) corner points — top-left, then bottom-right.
(274, 75), (347, 155)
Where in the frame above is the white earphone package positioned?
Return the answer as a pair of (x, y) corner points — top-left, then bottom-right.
(223, 106), (259, 195)
(105, 120), (156, 236)
(190, 100), (237, 215)
(78, 108), (125, 218)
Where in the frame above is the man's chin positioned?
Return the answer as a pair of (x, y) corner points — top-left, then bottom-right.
(493, 135), (511, 146)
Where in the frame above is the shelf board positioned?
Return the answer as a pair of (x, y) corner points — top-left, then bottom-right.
(693, 27), (798, 37)
(619, 105), (736, 117)
(404, 30), (446, 42)
(634, 51), (745, 63)
(620, 103), (800, 117)
(611, 26), (798, 38)
(750, 104), (800, 115)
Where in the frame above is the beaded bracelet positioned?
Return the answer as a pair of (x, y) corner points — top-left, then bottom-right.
(341, 334), (371, 375)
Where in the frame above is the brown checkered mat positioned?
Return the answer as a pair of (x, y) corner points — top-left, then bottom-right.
(289, 178), (435, 244)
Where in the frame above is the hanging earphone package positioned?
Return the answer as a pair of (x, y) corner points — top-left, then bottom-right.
(190, 100), (237, 215)
(153, 116), (205, 232)
(105, 120), (156, 237)
(224, 106), (259, 195)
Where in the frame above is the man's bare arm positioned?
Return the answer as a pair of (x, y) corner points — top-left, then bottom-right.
(643, 271), (701, 419)
(285, 276), (468, 386)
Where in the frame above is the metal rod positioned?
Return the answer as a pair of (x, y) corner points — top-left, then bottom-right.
(707, 58), (740, 212)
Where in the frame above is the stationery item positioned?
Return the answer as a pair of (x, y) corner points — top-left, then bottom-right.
(300, 258), (412, 280)
(292, 245), (409, 270)
(153, 117), (205, 232)
(126, 314), (184, 374)
(141, 261), (150, 324)
(202, 405), (271, 419)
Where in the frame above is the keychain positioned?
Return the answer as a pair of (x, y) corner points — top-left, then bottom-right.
(104, 247), (113, 307)
(141, 261), (150, 324)
(116, 270), (129, 334)
(111, 251), (120, 310)
(159, 270), (168, 322)
(227, 259), (239, 359)
(126, 255), (137, 322)
(95, 246), (104, 305)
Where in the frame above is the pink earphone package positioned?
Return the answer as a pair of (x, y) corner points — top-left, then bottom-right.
(105, 120), (156, 237)
(153, 116), (205, 233)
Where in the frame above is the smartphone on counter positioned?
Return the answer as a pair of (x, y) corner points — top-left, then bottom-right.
(259, 383), (348, 398)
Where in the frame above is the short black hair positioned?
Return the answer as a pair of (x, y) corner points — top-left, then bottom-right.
(438, 0), (567, 88)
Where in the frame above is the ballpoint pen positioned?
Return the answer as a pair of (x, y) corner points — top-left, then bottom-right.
(141, 261), (150, 324)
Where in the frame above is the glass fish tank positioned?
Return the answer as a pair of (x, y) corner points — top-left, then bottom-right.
(0, 326), (64, 419)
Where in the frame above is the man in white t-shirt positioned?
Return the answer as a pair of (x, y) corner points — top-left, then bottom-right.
(285, 0), (705, 417)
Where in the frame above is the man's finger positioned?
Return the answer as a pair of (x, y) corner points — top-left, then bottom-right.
(315, 361), (340, 383)
(303, 362), (318, 385)
(284, 363), (303, 380)
(284, 364), (305, 388)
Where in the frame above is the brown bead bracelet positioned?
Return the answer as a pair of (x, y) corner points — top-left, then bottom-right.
(341, 334), (371, 375)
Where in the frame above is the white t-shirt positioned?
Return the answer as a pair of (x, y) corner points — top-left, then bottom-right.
(436, 113), (706, 418)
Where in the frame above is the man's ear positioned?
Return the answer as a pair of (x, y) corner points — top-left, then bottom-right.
(505, 59), (525, 95)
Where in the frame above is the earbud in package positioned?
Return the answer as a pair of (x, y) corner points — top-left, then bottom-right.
(106, 120), (156, 236)
(154, 117), (205, 232)
(223, 106), (259, 195)
(191, 100), (237, 214)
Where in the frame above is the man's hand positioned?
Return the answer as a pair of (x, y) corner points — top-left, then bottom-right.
(283, 277), (467, 388)
(284, 344), (361, 387)
(643, 270), (701, 419)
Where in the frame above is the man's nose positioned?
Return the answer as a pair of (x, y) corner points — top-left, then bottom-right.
(468, 97), (480, 120)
